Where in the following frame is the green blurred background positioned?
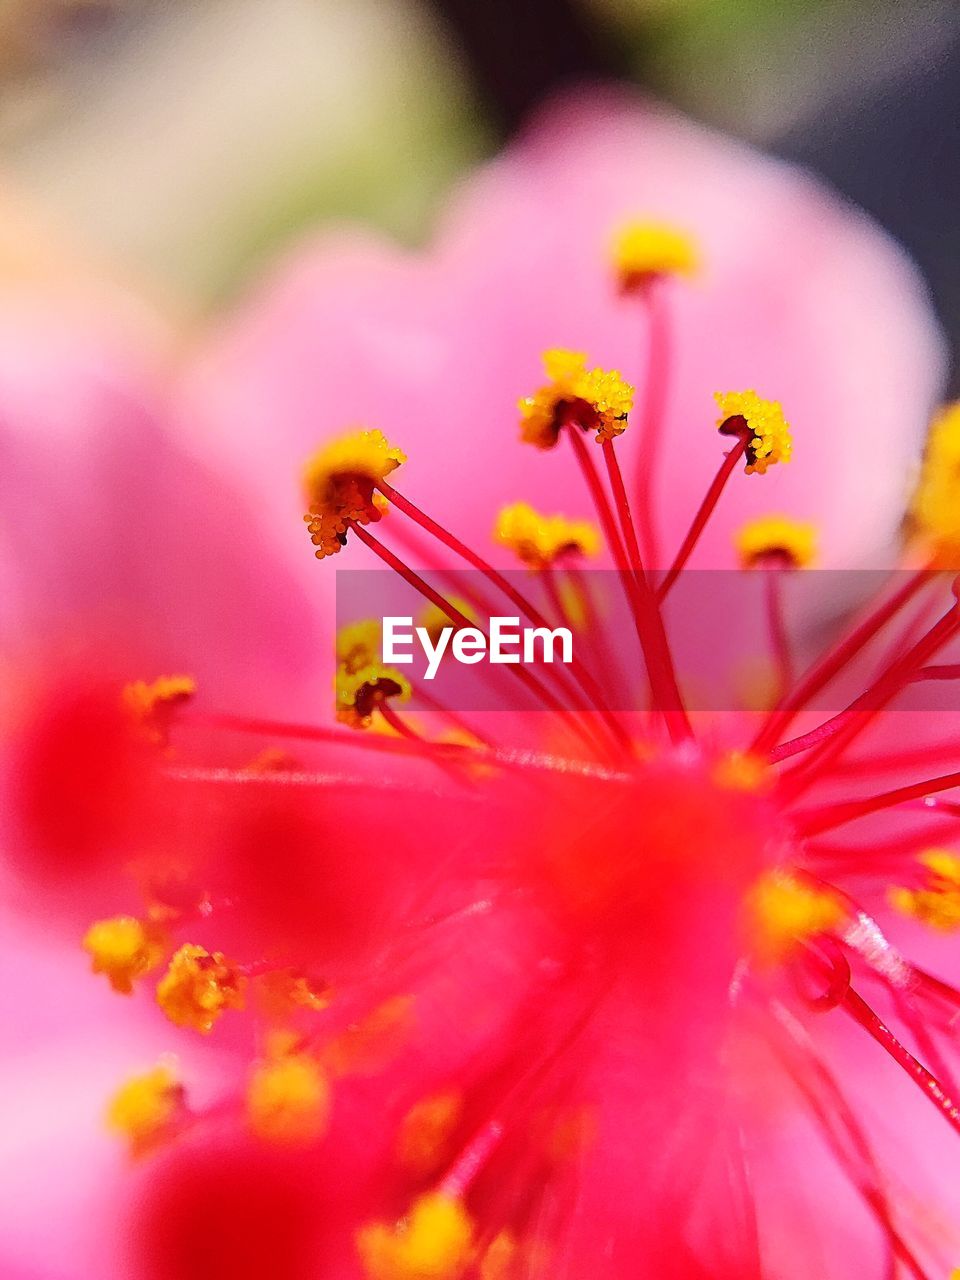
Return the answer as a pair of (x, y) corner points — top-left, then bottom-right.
(0, 0), (957, 355)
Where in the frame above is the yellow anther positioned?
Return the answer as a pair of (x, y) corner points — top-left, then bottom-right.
(494, 501), (600, 567)
(715, 390), (792, 475)
(337, 619), (383, 675)
(156, 943), (245, 1034)
(396, 1092), (463, 1178)
(909, 403), (960, 567)
(107, 1061), (184, 1154)
(122, 674), (196, 746)
(735, 515), (817, 569)
(712, 751), (772, 794)
(336, 664), (412, 730)
(247, 1052), (330, 1145)
(889, 850), (960, 931)
(519, 349), (634, 449)
(746, 870), (845, 966)
(611, 220), (699, 291)
(303, 429), (406, 559)
(418, 599), (476, 648)
(358, 1192), (474, 1280)
(83, 915), (166, 994)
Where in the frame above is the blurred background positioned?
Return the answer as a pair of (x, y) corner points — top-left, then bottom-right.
(1, 0), (958, 379)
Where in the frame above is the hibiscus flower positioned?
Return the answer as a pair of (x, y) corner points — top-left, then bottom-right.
(3, 90), (959, 1280)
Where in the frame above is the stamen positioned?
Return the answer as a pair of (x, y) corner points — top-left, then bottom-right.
(908, 401), (960, 568)
(107, 1060), (184, 1154)
(565, 423), (691, 740)
(303, 429), (405, 559)
(745, 870), (845, 967)
(357, 1192), (474, 1280)
(753, 567), (937, 754)
(122, 675), (196, 747)
(363, 490), (632, 754)
(660, 389), (788, 599)
(735, 516), (817, 571)
(494, 501), (599, 567)
(781, 594), (960, 793)
(337, 619), (384, 674)
(336, 663), (412, 730)
(346, 518), (614, 757)
(247, 1046), (330, 1145)
(737, 518), (815, 705)
(610, 220), (699, 293)
(518, 349), (634, 449)
(889, 850), (960, 931)
(842, 987), (960, 1137)
(156, 943), (246, 1034)
(83, 915), (166, 994)
(795, 767), (960, 837)
(715, 391), (792, 476)
(657, 410), (758, 600)
(635, 295), (670, 568)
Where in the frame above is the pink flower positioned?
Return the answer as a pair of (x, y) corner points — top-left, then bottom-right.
(4, 89), (960, 1280)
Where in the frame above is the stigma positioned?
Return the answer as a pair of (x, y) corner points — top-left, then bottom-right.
(716, 390), (792, 474)
(303, 429), (405, 558)
(611, 219), (699, 291)
(519, 349), (634, 448)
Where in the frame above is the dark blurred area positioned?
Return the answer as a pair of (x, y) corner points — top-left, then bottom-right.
(778, 24), (960, 394)
(430, 0), (960, 388)
(3, 0), (958, 390)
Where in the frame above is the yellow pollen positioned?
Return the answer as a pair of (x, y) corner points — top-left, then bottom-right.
(107, 1061), (184, 1154)
(746, 870), (845, 966)
(418, 599), (476, 648)
(358, 1192), (474, 1280)
(610, 220), (699, 290)
(122, 674), (196, 746)
(247, 1052), (331, 1145)
(735, 515), (817, 569)
(303, 429), (406, 559)
(336, 664), (412, 730)
(83, 915), (166, 994)
(889, 850), (960, 931)
(909, 402), (960, 567)
(712, 751), (772, 794)
(519, 349), (634, 449)
(494, 502), (600, 567)
(156, 943), (246, 1034)
(337, 619), (383, 675)
(396, 1092), (463, 1178)
(715, 390), (792, 475)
